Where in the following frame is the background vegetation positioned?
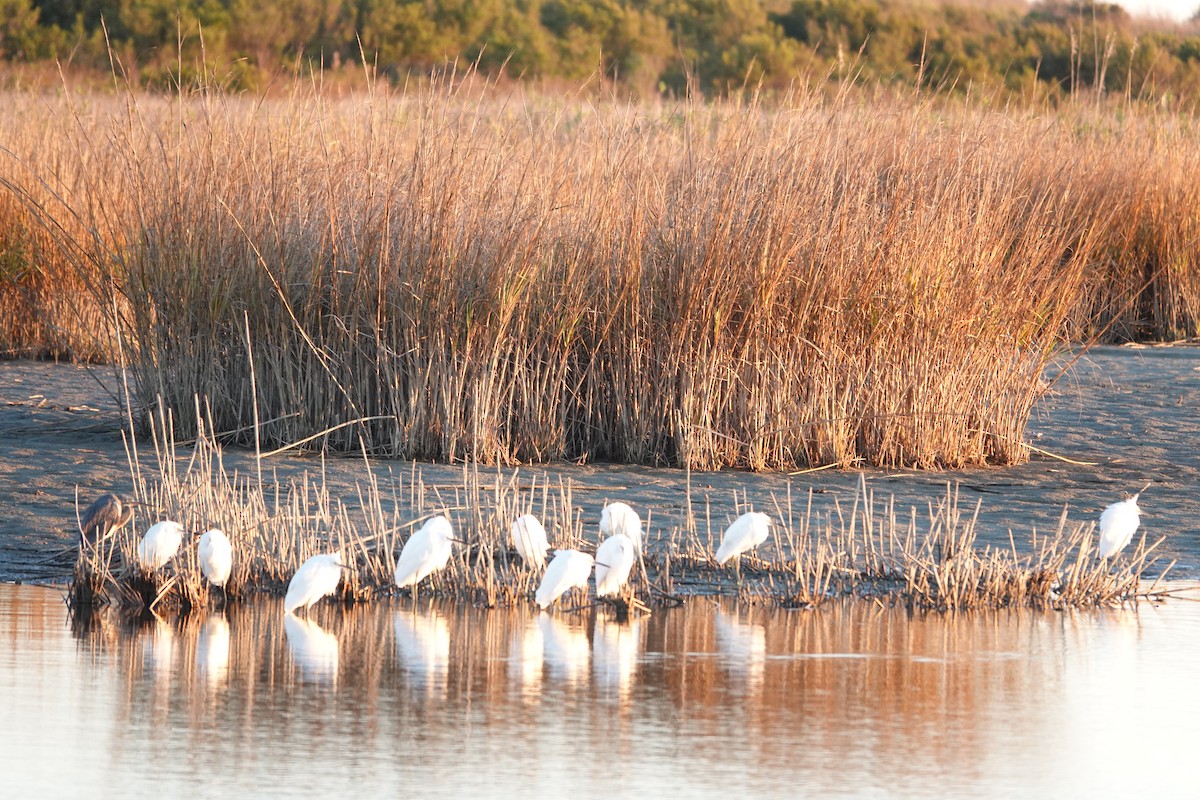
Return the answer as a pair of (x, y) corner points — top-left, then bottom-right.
(3, 76), (1198, 469)
(2, 2), (1199, 470)
(1, 0), (1199, 99)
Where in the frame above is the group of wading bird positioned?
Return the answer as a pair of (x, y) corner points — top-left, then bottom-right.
(79, 486), (1150, 614)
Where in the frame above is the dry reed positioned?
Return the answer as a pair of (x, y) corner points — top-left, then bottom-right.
(67, 416), (1173, 614)
(1, 76), (1198, 468)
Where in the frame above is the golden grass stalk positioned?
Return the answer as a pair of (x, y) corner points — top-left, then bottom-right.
(0, 76), (1195, 467)
(68, 415), (1170, 614)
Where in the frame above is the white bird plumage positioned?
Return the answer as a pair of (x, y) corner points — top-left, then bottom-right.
(510, 514), (550, 568)
(284, 552), (346, 614)
(136, 520), (184, 569)
(715, 512), (772, 565)
(395, 515), (456, 589)
(1098, 493), (1142, 559)
(594, 533), (636, 597)
(600, 502), (643, 555)
(198, 528), (233, 587)
(535, 549), (595, 609)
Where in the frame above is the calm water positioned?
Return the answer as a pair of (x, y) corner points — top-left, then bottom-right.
(3, 584), (1200, 798)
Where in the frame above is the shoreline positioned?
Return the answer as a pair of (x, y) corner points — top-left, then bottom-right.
(2, 345), (1199, 588)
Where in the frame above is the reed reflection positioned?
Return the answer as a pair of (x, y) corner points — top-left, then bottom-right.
(284, 614), (339, 685)
(23, 583), (1197, 799)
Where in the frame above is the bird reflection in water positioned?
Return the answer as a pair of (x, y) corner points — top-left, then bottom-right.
(592, 613), (641, 703)
(508, 616), (544, 698)
(134, 611), (176, 709)
(196, 614), (230, 688)
(538, 613), (590, 686)
(284, 614), (340, 685)
(393, 606), (451, 695)
(714, 609), (766, 691)
(137, 611), (176, 676)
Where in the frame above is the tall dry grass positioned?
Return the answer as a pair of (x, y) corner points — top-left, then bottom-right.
(2, 78), (1199, 466)
(68, 417), (1173, 614)
(0, 93), (121, 360)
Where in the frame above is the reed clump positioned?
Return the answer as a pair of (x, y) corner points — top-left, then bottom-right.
(67, 418), (1173, 613)
(0, 76), (1197, 468)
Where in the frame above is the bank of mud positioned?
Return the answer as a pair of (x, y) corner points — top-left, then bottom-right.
(1, 345), (1198, 583)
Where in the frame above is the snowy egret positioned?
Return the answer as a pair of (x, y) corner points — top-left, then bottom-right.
(395, 515), (456, 592)
(594, 533), (636, 597)
(511, 514), (550, 568)
(535, 549), (595, 609)
(600, 502), (643, 555)
(136, 520), (185, 570)
(1098, 490), (1145, 559)
(284, 552), (347, 614)
(198, 528), (233, 595)
(79, 492), (134, 545)
(715, 512), (772, 566)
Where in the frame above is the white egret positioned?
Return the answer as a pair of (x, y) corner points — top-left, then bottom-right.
(535, 549), (594, 609)
(198, 528), (233, 594)
(600, 502), (643, 555)
(594, 533), (636, 598)
(79, 492), (134, 545)
(1098, 491), (1144, 559)
(510, 514), (550, 568)
(136, 520), (185, 570)
(284, 552), (347, 614)
(394, 515), (456, 592)
(715, 512), (772, 566)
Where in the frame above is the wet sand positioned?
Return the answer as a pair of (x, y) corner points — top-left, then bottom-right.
(2, 345), (1198, 582)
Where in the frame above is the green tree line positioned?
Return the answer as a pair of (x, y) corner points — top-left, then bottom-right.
(2, 0), (1200, 98)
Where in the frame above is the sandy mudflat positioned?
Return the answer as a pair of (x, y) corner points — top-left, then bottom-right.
(1, 346), (1198, 582)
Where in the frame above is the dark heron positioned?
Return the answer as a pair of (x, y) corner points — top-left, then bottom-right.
(79, 493), (135, 546)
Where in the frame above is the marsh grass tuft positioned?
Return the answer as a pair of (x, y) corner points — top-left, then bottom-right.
(68, 419), (1173, 615)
